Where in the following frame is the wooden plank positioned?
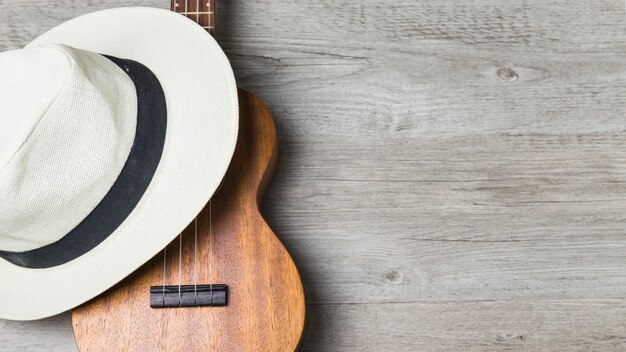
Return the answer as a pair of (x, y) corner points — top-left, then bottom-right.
(0, 313), (75, 352)
(265, 134), (626, 304)
(301, 300), (626, 351)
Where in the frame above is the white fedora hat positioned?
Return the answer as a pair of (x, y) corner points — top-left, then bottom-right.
(0, 7), (238, 320)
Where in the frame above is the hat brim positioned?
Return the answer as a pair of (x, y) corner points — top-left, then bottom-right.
(0, 7), (239, 320)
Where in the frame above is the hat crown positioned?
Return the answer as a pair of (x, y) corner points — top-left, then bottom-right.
(0, 45), (71, 168)
(0, 44), (138, 252)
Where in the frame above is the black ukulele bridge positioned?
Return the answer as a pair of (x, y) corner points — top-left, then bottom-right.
(149, 284), (227, 308)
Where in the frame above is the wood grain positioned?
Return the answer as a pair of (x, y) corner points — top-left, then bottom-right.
(71, 89), (306, 351)
(301, 300), (626, 351)
(2, 0), (626, 350)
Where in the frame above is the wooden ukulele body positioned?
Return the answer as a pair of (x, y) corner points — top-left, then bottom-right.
(72, 89), (306, 351)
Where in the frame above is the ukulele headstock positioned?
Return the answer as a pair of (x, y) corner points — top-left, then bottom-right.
(171, 0), (215, 36)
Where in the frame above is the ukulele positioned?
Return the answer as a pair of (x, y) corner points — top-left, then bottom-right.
(71, 2), (306, 351)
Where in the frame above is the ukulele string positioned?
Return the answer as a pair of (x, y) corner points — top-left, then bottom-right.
(208, 178), (225, 303)
(196, 0), (200, 24)
(208, 0), (211, 30)
(165, 0), (173, 306)
(194, 216), (198, 304)
(188, 0), (199, 294)
(209, 198), (213, 303)
(178, 230), (183, 306)
(162, 247), (166, 304)
(205, 0), (213, 304)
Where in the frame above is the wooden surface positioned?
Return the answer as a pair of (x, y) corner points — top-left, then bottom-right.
(1, 0), (626, 350)
(72, 90), (305, 351)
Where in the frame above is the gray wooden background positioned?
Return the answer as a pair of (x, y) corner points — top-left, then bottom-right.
(2, 0), (626, 350)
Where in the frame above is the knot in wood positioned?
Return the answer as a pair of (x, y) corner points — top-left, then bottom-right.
(497, 67), (519, 81)
(383, 270), (404, 284)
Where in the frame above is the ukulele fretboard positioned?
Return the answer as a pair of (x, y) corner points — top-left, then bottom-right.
(171, 0), (215, 35)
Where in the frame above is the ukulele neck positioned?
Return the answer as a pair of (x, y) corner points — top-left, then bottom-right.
(170, 0), (216, 36)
